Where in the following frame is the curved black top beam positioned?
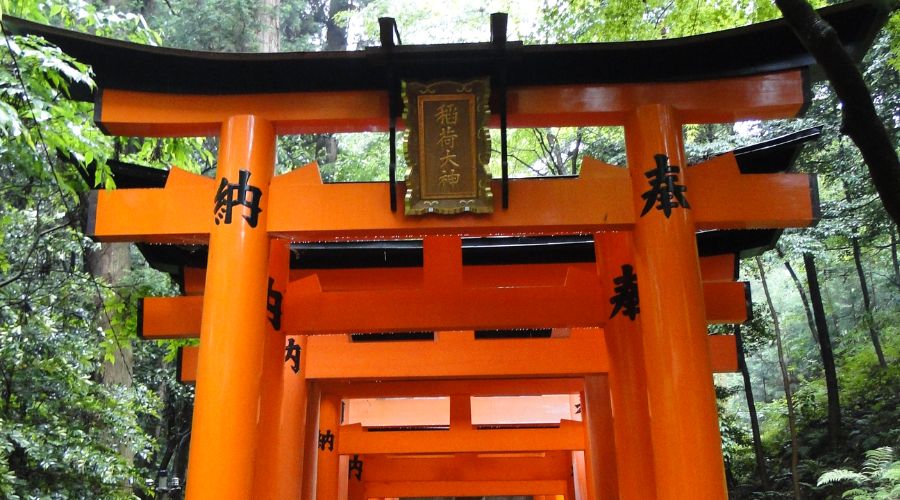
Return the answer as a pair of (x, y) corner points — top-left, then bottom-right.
(732, 127), (822, 174)
(2, 1), (885, 101)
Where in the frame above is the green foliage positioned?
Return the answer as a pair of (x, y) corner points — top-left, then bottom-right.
(818, 447), (900, 499)
(537, 0), (785, 44)
(0, 1), (200, 496)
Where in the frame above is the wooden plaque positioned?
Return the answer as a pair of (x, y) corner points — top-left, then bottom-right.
(404, 79), (493, 215)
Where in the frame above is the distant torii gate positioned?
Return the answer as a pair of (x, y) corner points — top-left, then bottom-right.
(5, 2), (885, 499)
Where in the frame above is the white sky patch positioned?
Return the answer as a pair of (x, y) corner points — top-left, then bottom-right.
(346, 0), (543, 48)
(733, 120), (761, 138)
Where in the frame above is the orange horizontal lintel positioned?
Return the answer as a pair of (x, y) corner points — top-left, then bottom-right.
(176, 345), (198, 385)
(709, 335), (739, 373)
(705, 281), (750, 324)
(305, 329), (608, 380)
(283, 268), (607, 333)
(338, 420), (585, 454)
(139, 295), (203, 339)
(268, 159), (633, 240)
(97, 72), (803, 137)
(363, 452), (572, 482)
(319, 378), (585, 398)
(691, 153), (819, 230)
(699, 253), (738, 282)
(176, 331), (737, 383)
(182, 267), (205, 295)
(175, 330), (605, 383)
(185, 255), (736, 293)
(98, 89), (390, 137)
(142, 279), (747, 339)
(87, 167), (213, 243)
(510, 71), (804, 128)
(365, 479), (568, 498)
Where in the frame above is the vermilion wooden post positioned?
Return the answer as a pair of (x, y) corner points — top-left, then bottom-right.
(184, 115), (275, 499)
(251, 325), (309, 499)
(566, 470), (578, 500)
(301, 383), (322, 500)
(316, 393), (342, 500)
(596, 231), (657, 500)
(625, 104), (727, 499)
(583, 375), (618, 500)
(251, 240), (290, 499)
(347, 456), (366, 500)
(275, 335), (310, 497)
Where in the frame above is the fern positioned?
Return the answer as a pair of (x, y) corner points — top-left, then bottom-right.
(840, 487), (867, 499)
(818, 447), (900, 499)
(861, 447), (894, 477)
(818, 469), (868, 486)
(882, 463), (900, 482)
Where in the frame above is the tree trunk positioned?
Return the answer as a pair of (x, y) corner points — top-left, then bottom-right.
(258, 0), (281, 52)
(735, 325), (770, 490)
(88, 243), (135, 468)
(850, 236), (888, 368)
(820, 268), (842, 334)
(891, 229), (900, 288)
(803, 253), (842, 448)
(756, 256), (802, 500)
(775, 0), (900, 228)
(325, 0), (350, 51)
(777, 248), (818, 344)
(314, 0), (350, 168)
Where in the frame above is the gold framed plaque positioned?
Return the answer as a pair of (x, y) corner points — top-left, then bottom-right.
(404, 79), (493, 215)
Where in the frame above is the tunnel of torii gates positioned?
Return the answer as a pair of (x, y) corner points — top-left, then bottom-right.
(5, 1), (887, 499)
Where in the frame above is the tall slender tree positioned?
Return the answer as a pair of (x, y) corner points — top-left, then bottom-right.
(803, 253), (842, 448)
(757, 256), (802, 500)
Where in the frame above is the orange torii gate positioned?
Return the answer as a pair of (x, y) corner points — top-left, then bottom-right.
(4, 2), (885, 499)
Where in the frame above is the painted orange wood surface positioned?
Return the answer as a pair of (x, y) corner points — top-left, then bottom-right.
(343, 395), (579, 428)
(89, 166), (214, 243)
(89, 153), (816, 243)
(184, 115), (276, 500)
(690, 152), (818, 230)
(96, 71), (803, 137)
(282, 270), (607, 333)
(141, 278), (748, 339)
(364, 479), (568, 498)
(625, 104), (726, 499)
(307, 329), (609, 380)
(252, 242), (306, 500)
(183, 254), (736, 293)
(338, 420), (585, 454)
(320, 378), (585, 398)
(176, 332), (738, 384)
(700, 253), (738, 282)
(596, 231), (657, 500)
(361, 452), (572, 482)
(582, 376), (618, 500)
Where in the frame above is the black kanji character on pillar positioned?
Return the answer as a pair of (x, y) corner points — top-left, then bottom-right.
(318, 429), (334, 451)
(640, 154), (690, 218)
(348, 455), (363, 481)
(214, 169), (263, 227)
(609, 264), (639, 320)
(575, 403), (582, 414)
(284, 338), (301, 374)
(267, 277), (283, 331)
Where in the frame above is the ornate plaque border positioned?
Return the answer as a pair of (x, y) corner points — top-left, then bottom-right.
(403, 79), (493, 215)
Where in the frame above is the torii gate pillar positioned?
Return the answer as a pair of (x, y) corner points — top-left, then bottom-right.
(626, 104), (726, 498)
(185, 115), (276, 499)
